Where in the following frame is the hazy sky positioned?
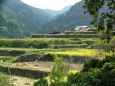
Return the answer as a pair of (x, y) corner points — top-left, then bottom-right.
(21, 0), (81, 10)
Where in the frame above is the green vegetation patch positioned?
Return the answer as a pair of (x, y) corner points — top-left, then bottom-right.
(34, 55), (115, 86)
(0, 72), (12, 86)
(45, 49), (99, 57)
(0, 38), (71, 48)
(0, 39), (49, 49)
(31, 34), (100, 38)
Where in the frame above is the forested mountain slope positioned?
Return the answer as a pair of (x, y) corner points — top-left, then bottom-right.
(0, 14), (24, 38)
(40, 0), (92, 33)
(0, 0), (52, 38)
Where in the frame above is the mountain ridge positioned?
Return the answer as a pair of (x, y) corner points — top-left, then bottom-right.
(0, 0), (54, 38)
(0, 0), (52, 34)
(43, 5), (72, 17)
(39, 0), (92, 33)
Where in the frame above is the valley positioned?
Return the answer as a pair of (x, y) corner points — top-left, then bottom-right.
(0, 30), (114, 86)
(0, 0), (114, 86)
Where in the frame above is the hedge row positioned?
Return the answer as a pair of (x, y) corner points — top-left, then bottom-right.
(65, 31), (96, 34)
(0, 39), (49, 49)
(50, 44), (88, 48)
(31, 34), (100, 38)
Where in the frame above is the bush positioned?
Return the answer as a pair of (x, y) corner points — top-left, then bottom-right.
(34, 55), (115, 86)
(50, 55), (68, 83)
(69, 69), (102, 85)
(34, 78), (48, 86)
(67, 64), (115, 86)
(0, 72), (12, 86)
(11, 40), (27, 47)
(50, 82), (66, 86)
(34, 56), (68, 86)
(83, 59), (102, 71)
(67, 55), (115, 86)
(28, 40), (49, 49)
(48, 30), (60, 34)
(83, 55), (115, 71)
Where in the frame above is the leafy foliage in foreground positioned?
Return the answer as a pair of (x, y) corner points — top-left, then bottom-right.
(34, 55), (115, 86)
(50, 56), (68, 83)
(84, 0), (115, 42)
(34, 56), (68, 86)
(67, 55), (115, 86)
(0, 72), (12, 86)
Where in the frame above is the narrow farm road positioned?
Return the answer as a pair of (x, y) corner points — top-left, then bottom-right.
(11, 76), (37, 86)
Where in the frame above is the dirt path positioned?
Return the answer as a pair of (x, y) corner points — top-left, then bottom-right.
(11, 76), (37, 86)
(8, 62), (83, 72)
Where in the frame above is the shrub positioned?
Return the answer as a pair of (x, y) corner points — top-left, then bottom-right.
(67, 55), (115, 86)
(34, 56), (68, 86)
(50, 55), (68, 83)
(11, 40), (27, 47)
(28, 40), (49, 49)
(83, 59), (102, 71)
(83, 55), (115, 71)
(50, 82), (66, 86)
(68, 69), (101, 86)
(0, 72), (12, 86)
(34, 55), (115, 86)
(48, 30), (60, 34)
(34, 78), (48, 86)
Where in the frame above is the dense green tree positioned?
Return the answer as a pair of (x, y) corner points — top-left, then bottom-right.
(50, 56), (68, 83)
(48, 30), (61, 34)
(0, 14), (24, 38)
(83, 0), (115, 42)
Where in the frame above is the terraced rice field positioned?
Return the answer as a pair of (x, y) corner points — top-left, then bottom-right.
(1, 31), (111, 86)
(45, 49), (99, 57)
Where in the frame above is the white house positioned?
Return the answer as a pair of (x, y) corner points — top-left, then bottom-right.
(75, 26), (88, 30)
(0, 60), (3, 62)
